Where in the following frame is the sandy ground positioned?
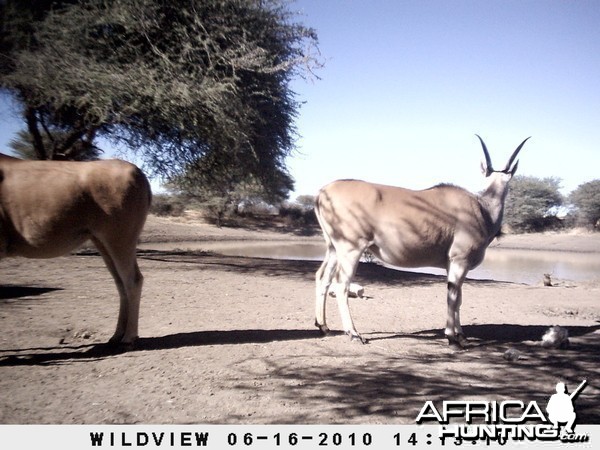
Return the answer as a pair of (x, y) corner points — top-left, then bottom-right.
(1, 215), (599, 424)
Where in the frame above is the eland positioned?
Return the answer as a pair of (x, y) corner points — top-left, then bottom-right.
(314, 135), (529, 347)
(0, 153), (151, 347)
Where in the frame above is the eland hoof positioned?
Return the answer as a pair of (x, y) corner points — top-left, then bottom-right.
(447, 334), (468, 350)
(108, 335), (137, 352)
(347, 331), (368, 344)
(315, 321), (331, 336)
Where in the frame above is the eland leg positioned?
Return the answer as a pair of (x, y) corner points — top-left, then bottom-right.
(333, 242), (367, 344)
(445, 259), (469, 348)
(92, 236), (143, 347)
(315, 245), (337, 335)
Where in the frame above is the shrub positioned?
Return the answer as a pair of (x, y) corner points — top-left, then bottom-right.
(150, 194), (186, 217)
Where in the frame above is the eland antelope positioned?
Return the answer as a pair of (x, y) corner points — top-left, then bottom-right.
(314, 135), (529, 347)
(0, 153), (151, 347)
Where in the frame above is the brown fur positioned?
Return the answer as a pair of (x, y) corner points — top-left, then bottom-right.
(0, 153), (151, 346)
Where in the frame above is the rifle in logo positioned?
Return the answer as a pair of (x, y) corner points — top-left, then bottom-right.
(546, 379), (587, 434)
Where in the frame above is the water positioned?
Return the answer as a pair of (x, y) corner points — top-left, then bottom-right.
(140, 240), (600, 285)
(468, 248), (600, 284)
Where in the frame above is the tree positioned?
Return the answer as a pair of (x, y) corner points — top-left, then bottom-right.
(569, 180), (600, 229)
(8, 129), (102, 161)
(170, 151), (282, 226)
(0, 0), (320, 198)
(504, 176), (563, 232)
(295, 195), (316, 210)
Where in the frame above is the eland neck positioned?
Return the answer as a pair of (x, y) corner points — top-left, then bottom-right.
(478, 173), (513, 236)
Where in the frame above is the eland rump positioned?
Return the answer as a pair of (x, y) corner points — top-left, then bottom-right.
(314, 135), (530, 347)
(0, 153), (151, 347)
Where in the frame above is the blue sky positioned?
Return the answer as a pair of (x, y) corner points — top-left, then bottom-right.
(287, 0), (600, 197)
(1, 0), (598, 198)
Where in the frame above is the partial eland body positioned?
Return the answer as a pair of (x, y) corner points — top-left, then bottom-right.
(0, 153), (151, 347)
(314, 136), (529, 347)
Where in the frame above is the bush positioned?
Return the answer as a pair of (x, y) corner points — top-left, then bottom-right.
(279, 204), (318, 227)
(150, 194), (186, 217)
(504, 176), (563, 232)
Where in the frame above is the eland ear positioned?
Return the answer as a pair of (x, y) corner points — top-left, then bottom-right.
(480, 159), (489, 176)
(509, 159), (519, 177)
(476, 134), (493, 176)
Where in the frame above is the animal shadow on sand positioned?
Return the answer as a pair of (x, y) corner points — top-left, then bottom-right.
(0, 328), (325, 367)
(2, 323), (599, 368)
(0, 285), (63, 301)
(367, 323), (600, 346)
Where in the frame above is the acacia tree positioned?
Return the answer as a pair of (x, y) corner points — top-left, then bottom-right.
(0, 0), (320, 198)
(504, 176), (563, 232)
(569, 180), (600, 229)
(170, 149), (280, 226)
(8, 129), (103, 161)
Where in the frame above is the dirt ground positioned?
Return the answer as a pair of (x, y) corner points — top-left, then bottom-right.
(1, 215), (599, 424)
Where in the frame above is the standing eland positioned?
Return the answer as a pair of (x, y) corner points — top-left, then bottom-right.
(314, 135), (530, 347)
(0, 153), (152, 348)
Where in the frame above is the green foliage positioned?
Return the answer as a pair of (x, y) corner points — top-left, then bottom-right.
(569, 180), (600, 229)
(504, 175), (563, 232)
(0, 0), (320, 198)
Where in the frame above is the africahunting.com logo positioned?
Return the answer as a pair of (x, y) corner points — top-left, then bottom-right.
(416, 380), (589, 445)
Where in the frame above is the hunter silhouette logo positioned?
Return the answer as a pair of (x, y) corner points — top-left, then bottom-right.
(416, 379), (590, 444)
(546, 380), (587, 434)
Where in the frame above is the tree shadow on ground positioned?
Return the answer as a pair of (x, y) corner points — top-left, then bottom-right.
(136, 249), (510, 288)
(226, 324), (600, 424)
(1, 320), (597, 425)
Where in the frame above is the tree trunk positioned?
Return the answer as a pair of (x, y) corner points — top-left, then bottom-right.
(25, 107), (47, 160)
